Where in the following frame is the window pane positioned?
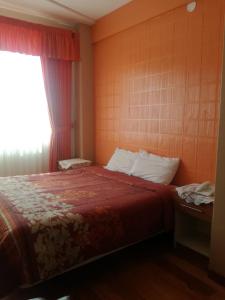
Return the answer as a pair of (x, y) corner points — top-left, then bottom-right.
(0, 51), (51, 154)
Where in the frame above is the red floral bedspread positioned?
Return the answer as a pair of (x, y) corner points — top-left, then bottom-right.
(0, 166), (174, 296)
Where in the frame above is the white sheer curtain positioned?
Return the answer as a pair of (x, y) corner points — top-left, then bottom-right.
(0, 51), (51, 176)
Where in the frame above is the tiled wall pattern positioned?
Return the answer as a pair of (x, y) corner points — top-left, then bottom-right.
(94, 0), (224, 185)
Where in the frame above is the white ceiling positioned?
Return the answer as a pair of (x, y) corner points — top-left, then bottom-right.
(0, 0), (132, 27)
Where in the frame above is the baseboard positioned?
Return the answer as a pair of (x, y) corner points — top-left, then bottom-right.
(208, 270), (225, 286)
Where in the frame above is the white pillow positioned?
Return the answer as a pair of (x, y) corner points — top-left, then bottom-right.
(105, 148), (137, 175)
(130, 150), (180, 184)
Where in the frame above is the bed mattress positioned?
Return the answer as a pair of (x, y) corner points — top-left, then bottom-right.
(0, 166), (174, 296)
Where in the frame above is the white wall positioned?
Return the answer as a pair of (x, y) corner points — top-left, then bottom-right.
(210, 32), (225, 276)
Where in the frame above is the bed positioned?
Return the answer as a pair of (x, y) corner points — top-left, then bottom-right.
(0, 166), (174, 296)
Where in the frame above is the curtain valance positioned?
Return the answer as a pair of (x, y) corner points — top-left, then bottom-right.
(0, 16), (80, 61)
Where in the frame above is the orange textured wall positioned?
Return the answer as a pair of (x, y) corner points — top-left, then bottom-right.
(93, 0), (225, 185)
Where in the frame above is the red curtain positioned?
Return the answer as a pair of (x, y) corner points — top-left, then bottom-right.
(0, 15), (79, 172)
(0, 16), (79, 60)
(41, 57), (72, 171)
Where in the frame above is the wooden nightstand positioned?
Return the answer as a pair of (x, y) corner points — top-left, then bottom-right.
(58, 158), (92, 170)
(174, 195), (213, 257)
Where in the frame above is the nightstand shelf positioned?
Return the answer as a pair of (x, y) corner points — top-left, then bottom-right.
(176, 232), (211, 257)
(174, 196), (213, 257)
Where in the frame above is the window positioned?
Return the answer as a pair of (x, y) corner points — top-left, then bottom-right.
(0, 51), (52, 176)
(0, 51), (51, 155)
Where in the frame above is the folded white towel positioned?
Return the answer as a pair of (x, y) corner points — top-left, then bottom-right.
(58, 158), (91, 170)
